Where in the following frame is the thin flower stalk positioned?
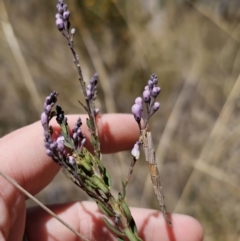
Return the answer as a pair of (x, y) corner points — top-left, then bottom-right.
(130, 74), (172, 226)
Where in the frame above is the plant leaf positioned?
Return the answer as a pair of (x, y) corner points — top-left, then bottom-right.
(103, 217), (125, 237)
(86, 118), (93, 130)
(96, 201), (115, 217)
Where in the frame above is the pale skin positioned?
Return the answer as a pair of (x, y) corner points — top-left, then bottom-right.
(0, 114), (203, 241)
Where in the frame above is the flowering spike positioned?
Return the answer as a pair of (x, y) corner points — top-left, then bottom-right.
(85, 73), (98, 100)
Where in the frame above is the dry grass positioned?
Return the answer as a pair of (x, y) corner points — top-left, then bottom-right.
(1, 0), (240, 240)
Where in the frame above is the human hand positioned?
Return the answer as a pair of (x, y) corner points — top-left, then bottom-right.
(0, 114), (203, 241)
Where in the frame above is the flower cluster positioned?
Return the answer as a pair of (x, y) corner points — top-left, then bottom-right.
(55, 0), (71, 37)
(131, 74), (161, 128)
(72, 118), (86, 149)
(41, 91), (64, 164)
(86, 73), (98, 100)
(131, 74), (161, 159)
(41, 91), (85, 168)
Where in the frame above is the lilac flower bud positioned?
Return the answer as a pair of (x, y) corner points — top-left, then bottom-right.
(45, 104), (52, 114)
(44, 142), (50, 148)
(131, 142), (140, 159)
(153, 102), (160, 112)
(152, 77), (158, 85)
(57, 6), (64, 14)
(71, 28), (76, 35)
(148, 80), (153, 88)
(50, 142), (57, 150)
(77, 128), (82, 135)
(131, 104), (141, 122)
(86, 84), (92, 90)
(63, 10), (70, 20)
(56, 18), (64, 30)
(135, 97), (142, 106)
(73, 132), (77, 140)
(86, 89), (92, 99)
(94, 108), (99, 116)
(57, 136), (65, 152)
(143, 90), (150, 102)
(41, 112), (48, 126)
(151, 74), (158, 85)
(90, 73), (98, 86)
(62, 4), (68, 11)
(151, 86), (161, 97)
(55, 13), (62, 19)
(81, 138), (86, 147)
(46, 149), (53, 157)
(69, 156), (76, 166)
(44, 97), (50, 108)
(144, 86), (149, 91)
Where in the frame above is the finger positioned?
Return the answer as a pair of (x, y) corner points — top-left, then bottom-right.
(26, 201), (203, 241)
(0, 114), (139, 196)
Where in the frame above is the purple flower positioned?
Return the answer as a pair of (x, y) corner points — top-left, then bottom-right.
(148, 80), (153, 88)
(81, 138), (86, 147)
(153, 102), (160, 112)
(63, 10), (70, 20)
(55, 13), (62, 19)
(41, 112), (48, 126)
(143, 90), (150, 102)
(86, 73), (98, 100)
(90, 73), (98, 86)
(68, 156), (76, 166)
(46, 149), (53, 157)
(150, 74), (158, 85)
(57, 136), (65, 152)
(131, 104), (142, 122)
(144, 86), (149, 91)
(135, 97), (142, 106)
(44, 105), (50, 114)
(62, 4), (68, 11)
(86, 89), (92, 100)
(94, 108), (99, 116)
(72, 117), (85, 149)
(56, 18), (64, 30)
(151, 86), (161, 97)
(57, 6), (64, 14)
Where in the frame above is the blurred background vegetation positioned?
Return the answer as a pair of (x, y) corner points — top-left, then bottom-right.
(1, 0), (240, 240)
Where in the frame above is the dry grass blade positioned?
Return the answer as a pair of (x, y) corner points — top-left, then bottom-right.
(0, 170), (89, 241)
(186, 0), (240, 44)
(174, 70), (240, 211)
(156, 56), (204, 169)
(0, 0), (41, 112)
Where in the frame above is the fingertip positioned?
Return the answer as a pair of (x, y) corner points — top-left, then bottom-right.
(96, 113), (139, 153)
(131, 208), (203, 241)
